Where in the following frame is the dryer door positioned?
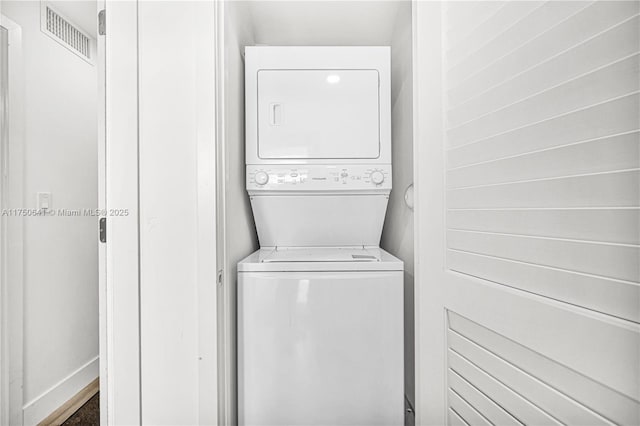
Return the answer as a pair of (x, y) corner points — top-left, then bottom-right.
(257, 69), (380, 159)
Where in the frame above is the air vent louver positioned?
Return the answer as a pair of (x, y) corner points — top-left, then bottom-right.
(41, 3), (94, 64)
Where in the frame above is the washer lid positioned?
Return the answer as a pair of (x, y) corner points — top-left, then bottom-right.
(261, 247), (380, 263)
(238, 247), (403, 272)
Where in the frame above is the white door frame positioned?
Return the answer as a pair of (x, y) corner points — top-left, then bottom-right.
(412, 2), (447, 424)
(214, 0), (233, 423)
(0, 13), (25, 426)
(195, 0), (221, 423)
(101, 1), (220, 423)
(102, 1), (141, 423)
(96, 0), (107, 424)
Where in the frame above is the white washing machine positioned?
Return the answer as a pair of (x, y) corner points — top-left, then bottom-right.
(239, 47), (403, 425)
(238, 248), (403, 425)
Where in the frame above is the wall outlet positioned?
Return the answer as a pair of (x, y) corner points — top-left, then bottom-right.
(37, 192), (52, 210)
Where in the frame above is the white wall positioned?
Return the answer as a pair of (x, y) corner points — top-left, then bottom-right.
(2, 1), (98, 424)
(219, 2), (257, 422)
(248, 1), (401, 46)
(380, 0), (414, 417)
(221, 0), (257, 285)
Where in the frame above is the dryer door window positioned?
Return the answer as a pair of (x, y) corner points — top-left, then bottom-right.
(257, 69), (380, 159)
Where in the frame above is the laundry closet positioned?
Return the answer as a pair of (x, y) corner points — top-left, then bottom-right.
(217, 1), (415, 424)
(99, 1), (639, 424)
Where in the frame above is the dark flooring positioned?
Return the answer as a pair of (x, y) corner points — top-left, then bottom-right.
(62, 393), (100, 426)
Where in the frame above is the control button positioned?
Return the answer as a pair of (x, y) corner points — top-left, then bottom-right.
(255, 171), (269, 185)
(341, 172), (348, 178)
(371, 170), (385, 185)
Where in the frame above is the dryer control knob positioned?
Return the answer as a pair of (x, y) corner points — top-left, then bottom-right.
(371, 170), (385, 185)
(255, 171), (269, 185)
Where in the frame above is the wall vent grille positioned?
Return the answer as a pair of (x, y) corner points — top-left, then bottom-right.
(41, 3), (94, 64)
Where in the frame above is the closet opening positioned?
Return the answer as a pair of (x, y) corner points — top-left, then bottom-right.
(218, 1), (415, 422)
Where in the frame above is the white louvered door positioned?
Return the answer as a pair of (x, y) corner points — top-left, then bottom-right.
(414, 2), (640, 425)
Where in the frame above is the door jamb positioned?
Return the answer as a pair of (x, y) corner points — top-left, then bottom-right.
(214, 0), (231, 423)
(0, 13), (25, 426)
(103, 1), (141, 423)
(96, 0), (107, 424)
(412, 1), (447, 424)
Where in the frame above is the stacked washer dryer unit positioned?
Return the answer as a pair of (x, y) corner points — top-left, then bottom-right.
(238, 47), (403, 425)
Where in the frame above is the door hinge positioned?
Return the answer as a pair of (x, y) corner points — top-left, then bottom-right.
(99, 217), (107, 243)
(217, 270), (223, 287)
(98, 10), (106, 36)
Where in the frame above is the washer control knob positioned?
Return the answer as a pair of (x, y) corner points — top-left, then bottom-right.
(371, 170), (385, 185)
(255, 171), (269, 185)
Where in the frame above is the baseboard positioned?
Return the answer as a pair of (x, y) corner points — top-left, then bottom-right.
(22, 356), (99, 426)
(36, 377), (99, 426)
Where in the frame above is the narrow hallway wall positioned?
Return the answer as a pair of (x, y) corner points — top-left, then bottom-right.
(2, 2), (98, 424)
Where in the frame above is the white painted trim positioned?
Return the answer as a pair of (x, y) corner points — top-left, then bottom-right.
(412, 1), (447, 424)
(215, 1), (231, 423)
(104, 0), (141, 423)
(102, 2), (218, 422)
(22, 357), (99, 426)
(96, 0), (107, 425)
(196, 1), (219, 424)
(0, 18), (6, 426)
(0, 13), (25, 426)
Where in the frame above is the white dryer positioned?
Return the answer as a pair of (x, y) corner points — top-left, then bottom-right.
(239, 47), (403, 425)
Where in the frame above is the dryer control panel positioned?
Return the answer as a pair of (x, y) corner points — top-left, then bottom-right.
(247, 164), (392, 192)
